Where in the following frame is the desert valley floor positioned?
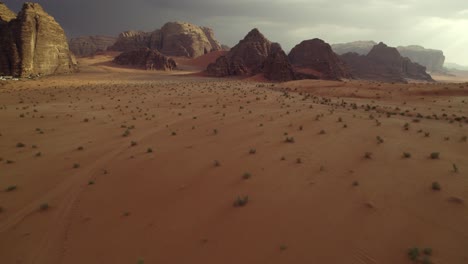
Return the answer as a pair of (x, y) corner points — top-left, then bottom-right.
(0, 55), (467, 264)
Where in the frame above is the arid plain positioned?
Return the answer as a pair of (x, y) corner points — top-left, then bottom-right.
(0, 54), (467, 264)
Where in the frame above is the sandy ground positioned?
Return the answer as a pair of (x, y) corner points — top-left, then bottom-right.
(0, 55), (467, 264)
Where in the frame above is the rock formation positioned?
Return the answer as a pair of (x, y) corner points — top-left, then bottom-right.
(289, 39), (352, 80)
(206, 28), (296, 82)
(331, 41), (377, 56)
(0, 2), (76, 77)
(396, 45), (445, 73)
(69, 35), (117, 57)
(109, 22), (222, 58)
(340, 42), (433, 83)
(114, 48), (177, 71)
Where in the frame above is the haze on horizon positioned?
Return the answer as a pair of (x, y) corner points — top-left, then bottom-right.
(3, 0), (468, 65)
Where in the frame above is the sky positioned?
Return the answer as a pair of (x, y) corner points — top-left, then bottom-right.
(3, 0), (468, 65)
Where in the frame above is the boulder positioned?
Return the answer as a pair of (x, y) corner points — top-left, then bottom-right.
(114, 48), (177, 71)
(289, 39), (352, 80)
(69, 35), (117, 57)
(0, 2), (76, 77)
(207, 28), (295, 81)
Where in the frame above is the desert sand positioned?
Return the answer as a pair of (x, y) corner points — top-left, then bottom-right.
(0, 54), (467, 264)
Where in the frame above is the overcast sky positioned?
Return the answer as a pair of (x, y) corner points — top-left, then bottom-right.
(4, 0), (468, 65)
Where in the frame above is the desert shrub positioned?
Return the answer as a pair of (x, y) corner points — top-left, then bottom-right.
(408, 247), (420, 261)
(249, 148), (256, 154)
(364, 152), (372, 159)
(233, 196), (249, 207)
(73, 163), (80, 169)
(403, 152), (411, 158)
(285, 137), (295, 143)
(432, 182), (441, 191)
(242, 172), (252, 180)
(376, 136), (384, 144)
(39, 203), (49, 211)
(423, 248), (432, 256)
(5, 185), (17, 192)
(430, 152), (440, 159)
(147, 148), (153, 153)
(16, 142), (25, 148)
(131, 141), (137, 147)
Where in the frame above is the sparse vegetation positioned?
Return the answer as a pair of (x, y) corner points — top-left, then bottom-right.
(430, 152), (440, 159)
(233, 196), (249, 207)
(5, 185), (17, 192)
(432, 182), (441, 191)
(39, 203), (49, 211)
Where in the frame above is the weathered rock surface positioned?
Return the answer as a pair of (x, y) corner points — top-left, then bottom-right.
(289, 39), (352, 80)
(109, 22), (222, 58)
(0, 2), (76, 77)
(331, 41), (377, 55)
(206, 28), (296, 81)
(69, 35), (117, 57)
(397, 45), (445, 73)
(114, 48), (177, 71)
(340, 42), (433, 83)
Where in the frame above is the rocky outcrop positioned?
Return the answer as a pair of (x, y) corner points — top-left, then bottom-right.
(109, 22), (222, 58)
(289, 39), (352, 80)
(0, 2), (76, 77)
(114, 48), (177, 71)
(331, 41), (376, 55)
(396, 45), (445, 73)
(69, 35), (117, 57)
(340, 42), (433, 83)
(206, 28), (296, 81)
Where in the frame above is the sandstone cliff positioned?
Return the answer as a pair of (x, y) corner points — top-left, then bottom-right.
(109, 22), (222, 58)
(289, 39), (352, 80)
(331, 41), (377, 55)
(340, 42), (433, 83)
(206, 28), (296, 82)
(114, 48), (177, 71)
(0, 2), (76, 77)
(397, 45), (445, 73)
(69, 35), (117, 57)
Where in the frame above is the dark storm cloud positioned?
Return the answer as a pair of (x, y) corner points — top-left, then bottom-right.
(3, 0), (468, 64)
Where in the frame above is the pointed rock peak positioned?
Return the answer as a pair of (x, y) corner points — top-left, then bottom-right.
(244, 28), (267, 41)
(0, 2), (16, 22)
(22, 2), (45, 12)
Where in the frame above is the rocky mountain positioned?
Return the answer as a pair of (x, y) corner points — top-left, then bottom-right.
(206, 28), (296, 82)
(69, 35), (117, 57)
(114, 48), (177, 71)
(340, 42), (433, 83)
(109, 22), (222, 58)
(0, 2), (76, 77)
(331, 41), (377, 56)
(289, 39), (352, 80)
(396, 45), (445, 73)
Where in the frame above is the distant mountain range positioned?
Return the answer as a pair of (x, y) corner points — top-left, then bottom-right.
(444, 62), (468, 71)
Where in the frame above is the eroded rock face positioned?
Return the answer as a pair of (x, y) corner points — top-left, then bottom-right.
(114, 48), (177, 71)
(109, 22), (222, 58)
(397, 45), (445, 73)
(69, 35), (117, 57)
(0, 2), (76, 77)
(207, 28), (296, 81)
(340, 42), (433, 83)
(289, 39), (352, 80)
